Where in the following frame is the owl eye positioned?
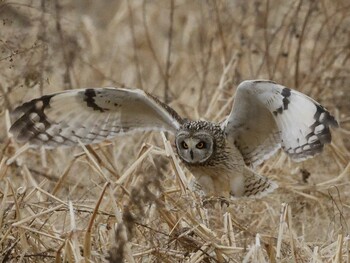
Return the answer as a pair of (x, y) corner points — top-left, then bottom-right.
(182, 141), (188, 149)
(196, 141), (206, 149)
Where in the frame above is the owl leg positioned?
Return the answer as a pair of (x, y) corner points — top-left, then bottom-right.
(194, 174), (216, 196)
(229, 174), (246, 197)
(194, 173), (234, 207)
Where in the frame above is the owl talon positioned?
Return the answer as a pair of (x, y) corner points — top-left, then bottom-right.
(202, 196), (229, 207)
(219, 197), (230, 208)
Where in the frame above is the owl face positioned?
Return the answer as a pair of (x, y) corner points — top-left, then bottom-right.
(175, 130), (214, 165)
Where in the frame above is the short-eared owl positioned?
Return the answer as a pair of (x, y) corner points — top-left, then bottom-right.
(10, 80), (338, 198)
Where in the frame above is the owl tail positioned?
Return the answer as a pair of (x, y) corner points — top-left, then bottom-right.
(240, 168), (278, 198)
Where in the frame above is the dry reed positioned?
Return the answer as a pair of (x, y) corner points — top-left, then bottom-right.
(0, 0), (350, 262)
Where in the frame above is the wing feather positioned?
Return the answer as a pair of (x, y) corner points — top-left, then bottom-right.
(10, 87), (183, 148)
(223, 80), (338, 167)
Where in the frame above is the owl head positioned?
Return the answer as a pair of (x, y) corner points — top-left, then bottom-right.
(175, 121), (225, 165)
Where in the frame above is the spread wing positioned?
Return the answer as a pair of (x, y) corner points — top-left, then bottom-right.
(10, 87), (183, 148)
(222, 80), (338, 167)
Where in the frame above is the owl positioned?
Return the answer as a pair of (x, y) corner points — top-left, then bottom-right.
(9, 80), (338, 198)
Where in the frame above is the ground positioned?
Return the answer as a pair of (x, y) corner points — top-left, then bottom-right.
(0, 0), (350, 262)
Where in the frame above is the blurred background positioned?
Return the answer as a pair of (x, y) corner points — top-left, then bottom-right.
(0, 0), (350, 262)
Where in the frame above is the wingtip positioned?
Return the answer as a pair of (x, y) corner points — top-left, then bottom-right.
(329, 115), (339, 128)
(9, 96), (53, 146)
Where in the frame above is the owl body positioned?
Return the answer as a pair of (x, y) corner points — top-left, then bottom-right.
(184, 143), (246, 198)
(175, 120), (276, 197)
(9, 80), (338, 198)
(174, 120), (247, 197)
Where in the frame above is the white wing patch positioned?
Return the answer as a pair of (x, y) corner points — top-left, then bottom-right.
(224, 80), (338, 167)
(10, 88), (183, 148)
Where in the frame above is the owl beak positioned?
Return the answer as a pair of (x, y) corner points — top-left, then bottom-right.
(190, 149), (194, 160)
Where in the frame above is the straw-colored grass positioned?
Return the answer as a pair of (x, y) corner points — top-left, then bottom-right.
(1, 0), (350, 262)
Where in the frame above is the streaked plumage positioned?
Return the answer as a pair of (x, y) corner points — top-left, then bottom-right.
(9, 80), (338, 198)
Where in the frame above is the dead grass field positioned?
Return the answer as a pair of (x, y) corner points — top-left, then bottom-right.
(1, 0), (350, 262)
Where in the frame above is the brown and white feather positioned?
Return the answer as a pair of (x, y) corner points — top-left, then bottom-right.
(223, 80), (338, 168)
(10, 88), (183, 148)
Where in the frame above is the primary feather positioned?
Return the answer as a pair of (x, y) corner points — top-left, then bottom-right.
(10, 88), (183, 148)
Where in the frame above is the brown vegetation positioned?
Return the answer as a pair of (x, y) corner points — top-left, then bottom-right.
(0, 0), (350, 262)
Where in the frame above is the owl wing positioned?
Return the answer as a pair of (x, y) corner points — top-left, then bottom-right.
(10, 87), (183, 148)
(222, 80), (338, 167)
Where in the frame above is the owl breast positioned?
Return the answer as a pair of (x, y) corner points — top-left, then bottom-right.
(185, 143), (246, 197)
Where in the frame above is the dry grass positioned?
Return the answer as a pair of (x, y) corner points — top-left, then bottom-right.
(1, 0), (350, 262)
